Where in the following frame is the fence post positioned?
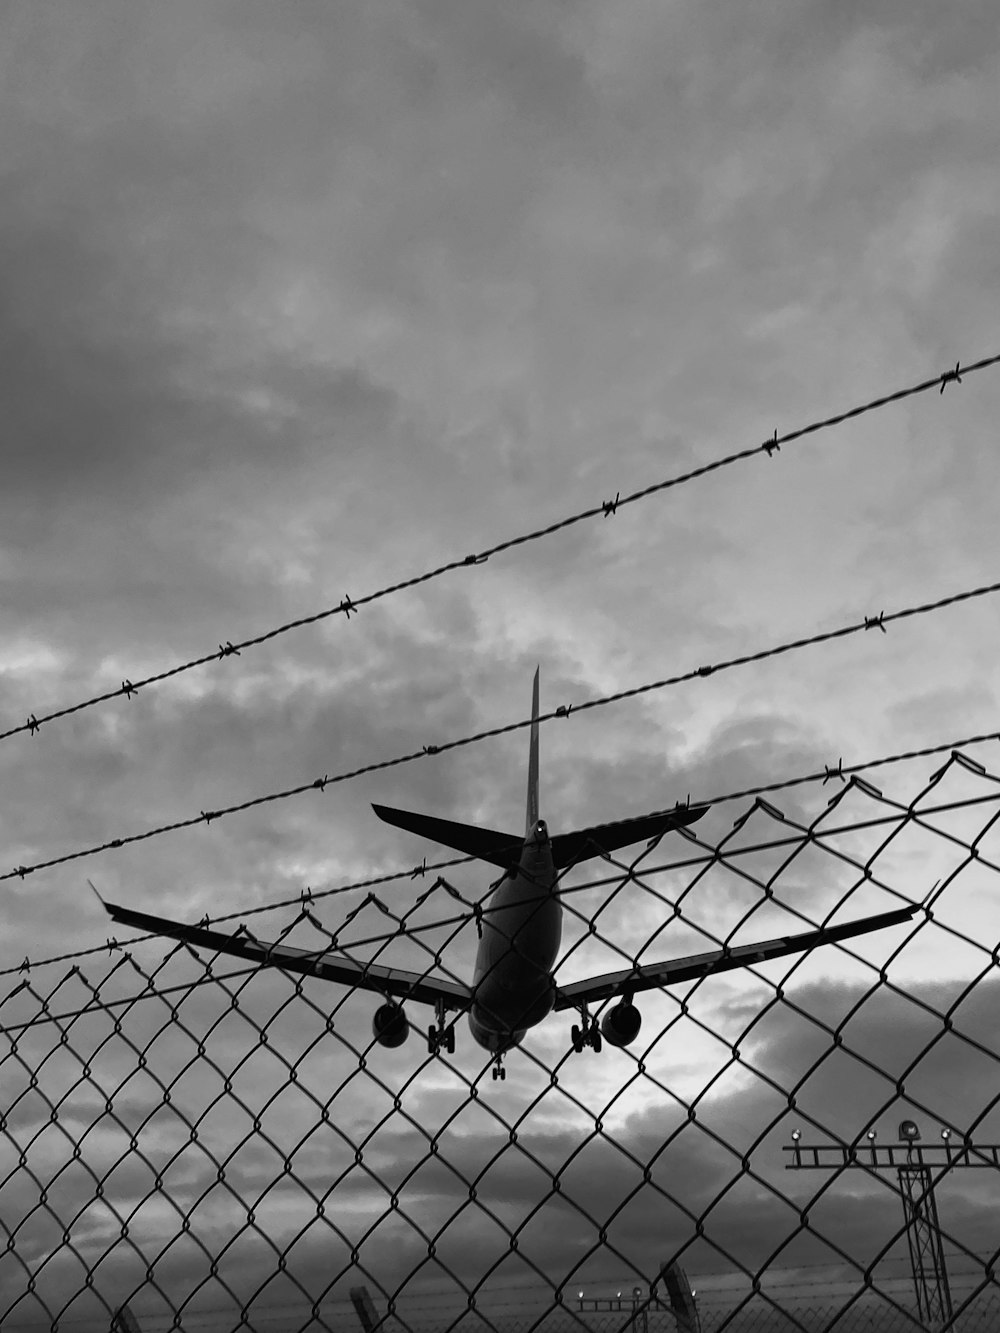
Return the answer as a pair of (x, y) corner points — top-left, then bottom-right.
(350, 1284), (379, 1333)
(661, 1263), (700, 1333)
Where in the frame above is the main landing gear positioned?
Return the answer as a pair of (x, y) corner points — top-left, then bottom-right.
(427, 1000), (455, 1056)
(491, 1055), (506, 1081)
(571, 1006), (602, 1054)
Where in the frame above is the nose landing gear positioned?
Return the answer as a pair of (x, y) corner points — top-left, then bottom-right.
(491, 1055), (507, 1081)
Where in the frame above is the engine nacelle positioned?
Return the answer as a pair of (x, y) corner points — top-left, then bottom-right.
(600, 1000), (641, 1048)
(372, 1003), (409, 1048)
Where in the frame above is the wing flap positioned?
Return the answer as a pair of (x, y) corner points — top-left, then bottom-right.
(104, 901), (473, 1011)
(372, 804), (522, 868)
(550, 803), (709, 870)
(553, 904), (917, 1009)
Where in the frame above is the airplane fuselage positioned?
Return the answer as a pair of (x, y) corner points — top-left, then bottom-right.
(468, 819), (561, 1053)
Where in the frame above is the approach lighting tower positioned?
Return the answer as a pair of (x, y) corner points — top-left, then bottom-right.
(576, 1266), (699, 1333)
(785, 1120), (1000, 1327)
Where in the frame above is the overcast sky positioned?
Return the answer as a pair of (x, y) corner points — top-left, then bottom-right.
(1, 1), (999, 1329)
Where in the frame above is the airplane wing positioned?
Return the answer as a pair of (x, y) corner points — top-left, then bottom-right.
(552, 904), (918, 1010)
(102, 901), (474, 1011)
(550, 803), (709, 869)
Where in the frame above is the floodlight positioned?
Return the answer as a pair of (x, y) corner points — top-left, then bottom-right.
(941, 1128), (951, 1141)
(899, 1119), (920, 1141)
(791, 1129), (801, 1142)
(867, 1129), (876, 1141)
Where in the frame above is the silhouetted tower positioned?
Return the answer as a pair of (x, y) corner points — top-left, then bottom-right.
(897, 1157), (950, 1325)
(785, 1119), (1000, 1328)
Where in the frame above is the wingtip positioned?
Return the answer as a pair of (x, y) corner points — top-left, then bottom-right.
(671, 801), (710, 828)
(88, 879), (127, 923)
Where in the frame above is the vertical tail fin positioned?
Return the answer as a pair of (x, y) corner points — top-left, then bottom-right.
(526, 666), (540, 836)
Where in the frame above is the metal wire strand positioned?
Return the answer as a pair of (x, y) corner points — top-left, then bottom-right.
(4, 351), (998, 750)
(7, 572), (1000, 889)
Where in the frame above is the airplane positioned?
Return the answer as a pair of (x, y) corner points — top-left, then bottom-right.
(98, 669), (917, 1081)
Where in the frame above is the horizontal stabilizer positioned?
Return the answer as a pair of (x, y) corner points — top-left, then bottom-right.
(550, 804), (709, 869)
(372, 804), (522, 869)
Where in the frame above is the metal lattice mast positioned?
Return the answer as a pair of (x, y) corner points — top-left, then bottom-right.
(784, 1120), (1000, 1328)
(898, 1164), (952, 1325)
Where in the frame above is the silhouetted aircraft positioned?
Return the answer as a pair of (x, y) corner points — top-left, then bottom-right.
(99, 669), (916, 1080)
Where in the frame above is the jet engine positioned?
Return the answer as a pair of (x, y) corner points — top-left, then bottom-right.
(600, 1000), (641, 1048)
(372, 1002), (409, 1048)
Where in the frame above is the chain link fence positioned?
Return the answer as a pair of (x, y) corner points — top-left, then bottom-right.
(3, 748), (1000, 1332)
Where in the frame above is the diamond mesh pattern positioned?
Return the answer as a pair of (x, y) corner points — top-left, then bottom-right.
(3, 751), (1000, 1332)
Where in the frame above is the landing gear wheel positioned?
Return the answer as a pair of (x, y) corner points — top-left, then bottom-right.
(428, 1001), (455, 1057)
(428, 1024), (454, 1056)
(571, 1013), (602, 1053)
(491, 1056), (506, 1081)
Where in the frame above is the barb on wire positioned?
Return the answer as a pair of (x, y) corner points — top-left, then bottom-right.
(941, 362), (963, 393)
(2, 352), (997, 748)
(4, 574), (1000, 887)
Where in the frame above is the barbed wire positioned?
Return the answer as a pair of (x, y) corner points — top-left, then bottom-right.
(11, 757), (1000, 984)
(31, 1260), (982, 1327)
(4, 574), (1000, 890)
(4, 758), (998, 997)
(4, 353), (997, 750)
(144, 1253), (980, 1310)
(5, 748), (999, 1073)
